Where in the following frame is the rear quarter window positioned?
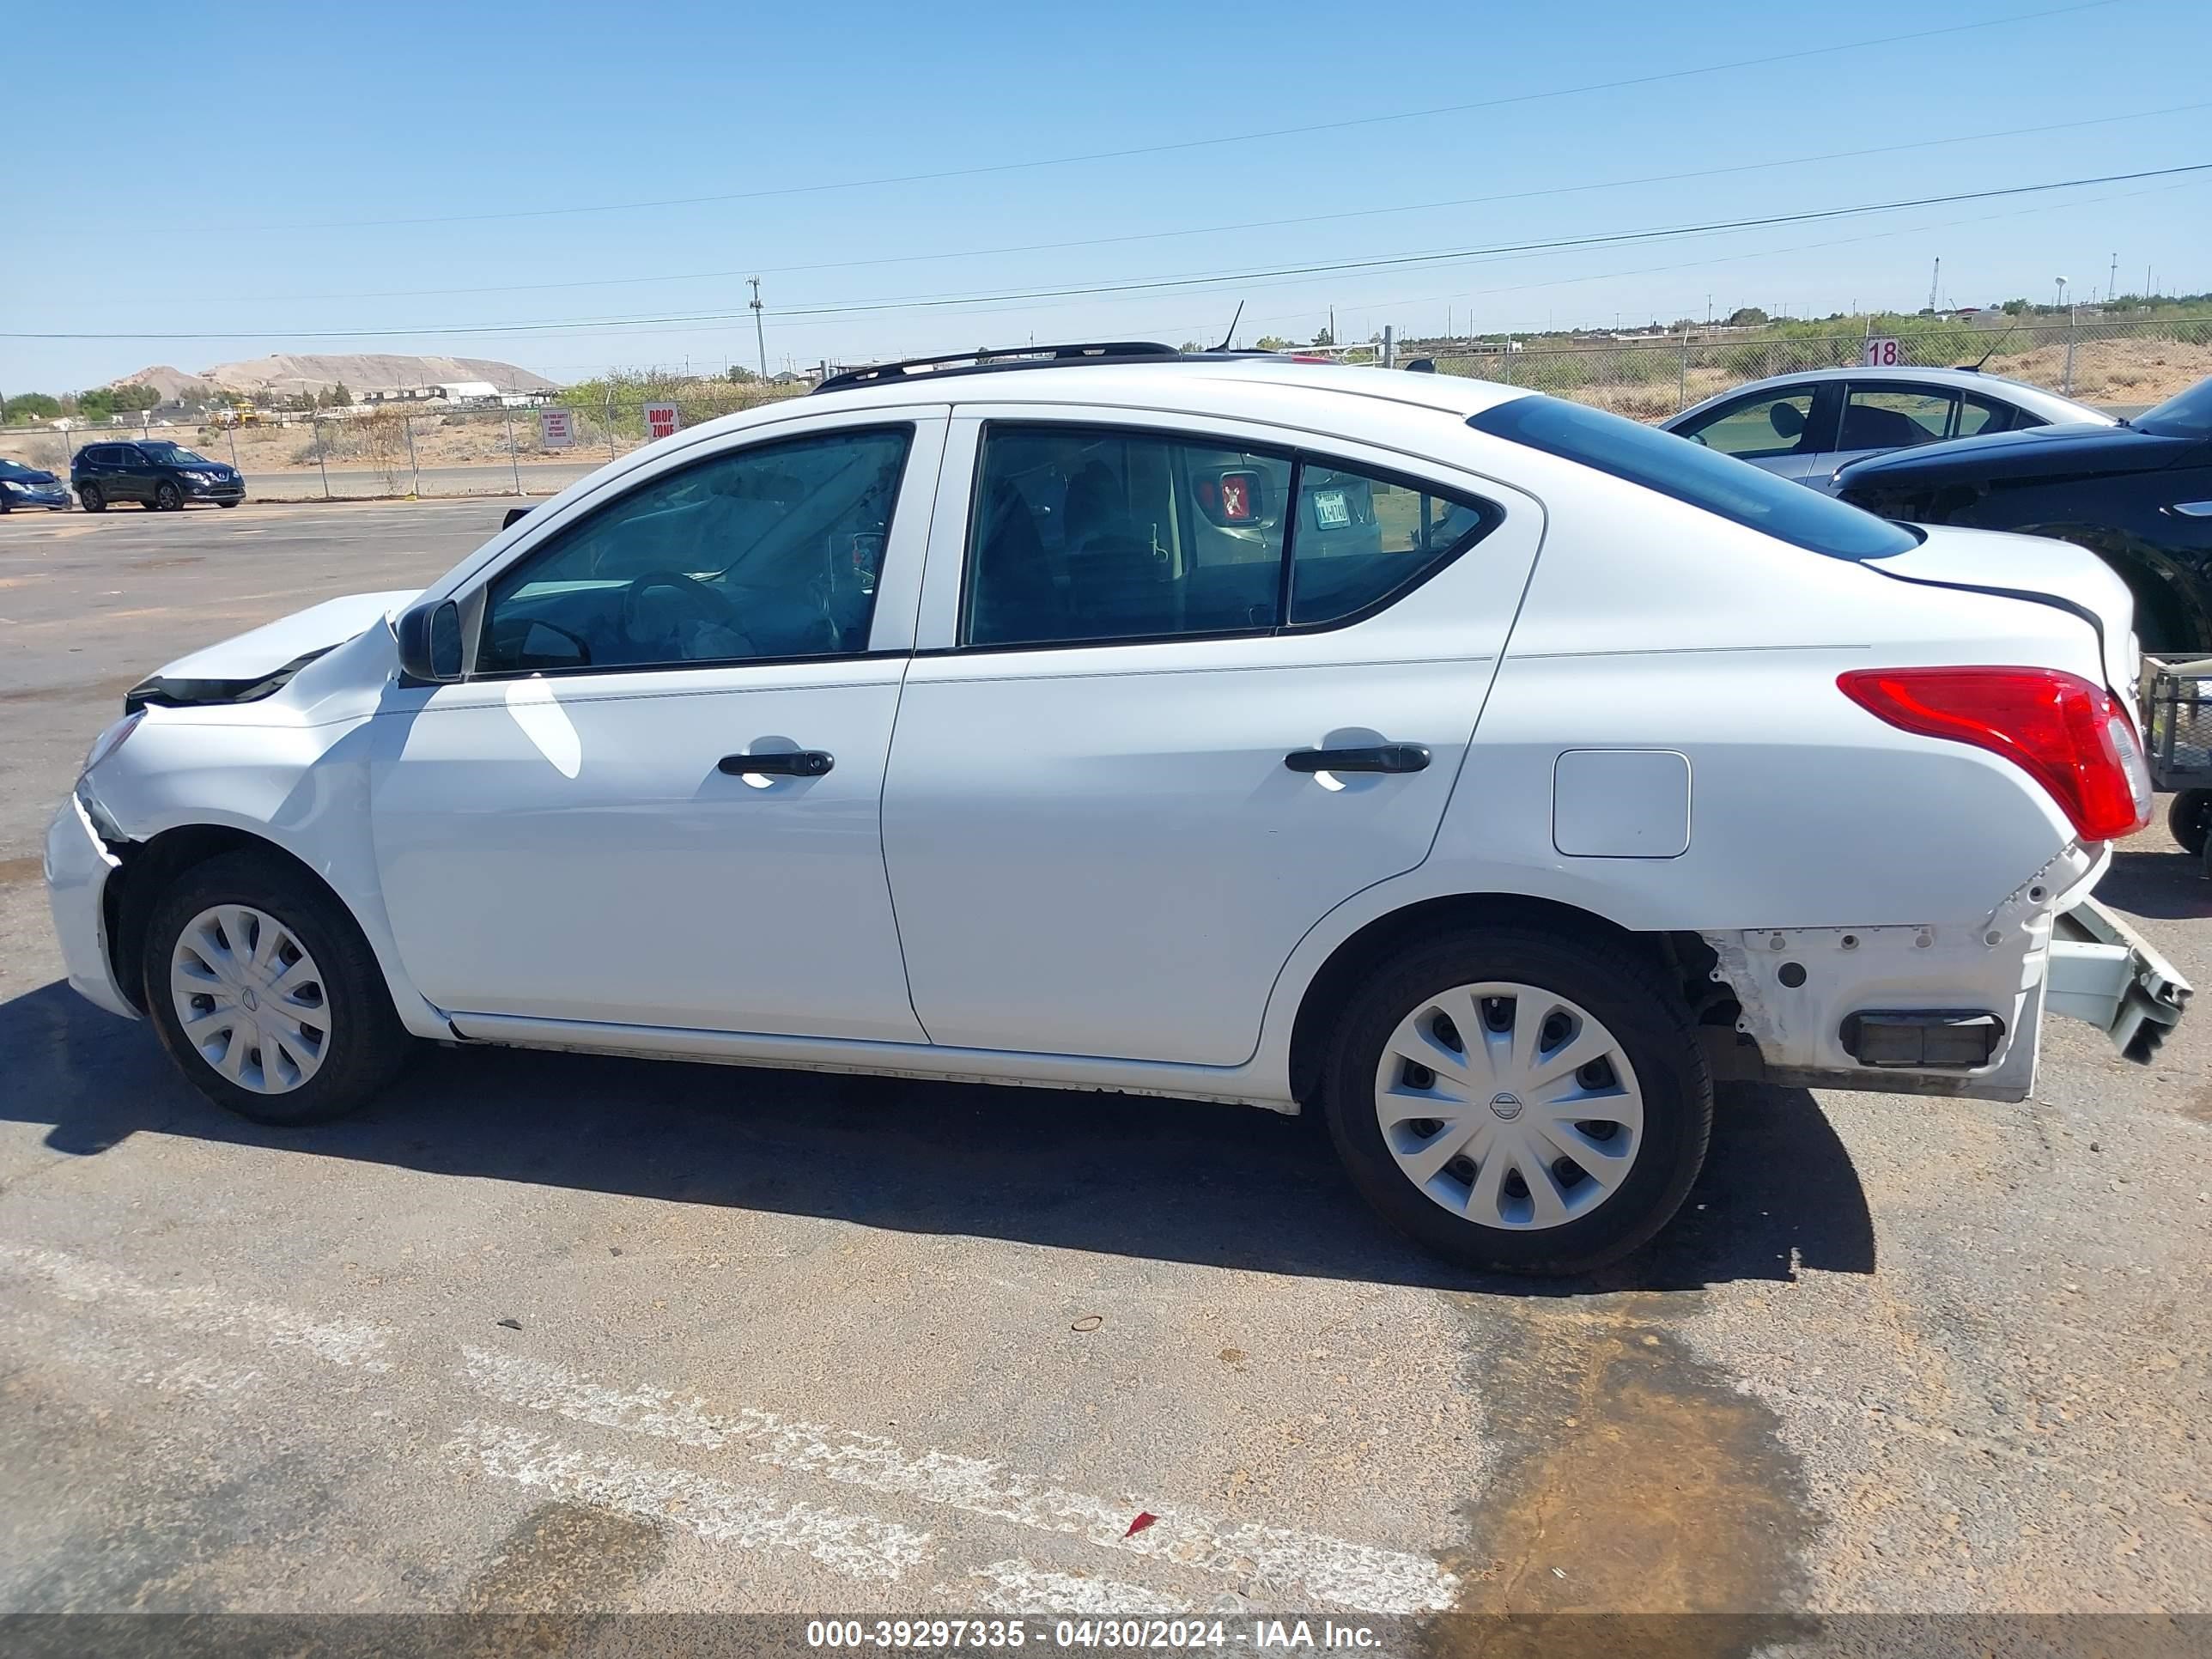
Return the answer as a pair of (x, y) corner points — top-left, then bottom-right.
(1469, 395), (1919, 559)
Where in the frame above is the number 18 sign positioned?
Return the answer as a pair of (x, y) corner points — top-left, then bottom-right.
(1862, 337), (1902, 368)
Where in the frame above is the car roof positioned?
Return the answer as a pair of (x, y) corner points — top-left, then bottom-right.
(1666, 364), (2112, 428)
(826, 356), (1525, 410)
(796, 358), (1534, 436)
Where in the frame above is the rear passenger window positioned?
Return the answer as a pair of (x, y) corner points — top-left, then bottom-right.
(963, 424), (1498, 647)
(1839, 386), (1958, 449)
(966, 426), (1291, 647)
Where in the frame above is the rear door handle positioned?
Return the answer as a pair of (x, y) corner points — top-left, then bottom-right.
(1284, 744), (1431, 775)
(719, 750), (834, 777)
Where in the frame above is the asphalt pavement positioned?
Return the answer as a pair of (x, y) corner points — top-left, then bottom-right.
(0, 501), (2206, 1649)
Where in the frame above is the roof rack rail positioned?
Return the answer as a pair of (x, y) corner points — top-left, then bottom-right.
(814, 342), (1182, 396)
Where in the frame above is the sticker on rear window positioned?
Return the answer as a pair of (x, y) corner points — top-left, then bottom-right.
(1311, 489), (1351, 529)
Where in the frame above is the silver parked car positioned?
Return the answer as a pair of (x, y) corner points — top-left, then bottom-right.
(1662, 366), (2114, 492)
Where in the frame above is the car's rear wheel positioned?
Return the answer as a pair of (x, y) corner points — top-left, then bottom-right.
(78, 483), (105, 513)
(2170, 789), (2212, 860)
(143, 850), (413, 1126)
(1320, 927), (1711, 1275)
(155, 480), (183, 511)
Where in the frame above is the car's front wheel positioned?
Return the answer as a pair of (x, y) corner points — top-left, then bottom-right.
(155, 480), (183, 510)
(1320, 927), (1711, 1275)
(143, 849), (413, 1125)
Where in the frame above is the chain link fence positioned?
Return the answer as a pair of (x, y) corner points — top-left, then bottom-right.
(1413, 314), (2212, 422)
(4, 316), (2209, 503)
(0, 383), (808, 504)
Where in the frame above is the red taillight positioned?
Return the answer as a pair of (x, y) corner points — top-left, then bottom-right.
(1838, 666), (2152, 842)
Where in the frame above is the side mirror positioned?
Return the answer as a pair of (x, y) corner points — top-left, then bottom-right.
(395, 599), (464, 684)
(502, 505), (532, 530)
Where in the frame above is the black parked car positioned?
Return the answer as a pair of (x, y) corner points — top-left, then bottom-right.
(0, 458), (72, 511)
(1837, 377), (2212, 652)
(71, 440), (245, 513)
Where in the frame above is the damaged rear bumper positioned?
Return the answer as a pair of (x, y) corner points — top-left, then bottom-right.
(1701, 860), (2191, 1103)
(2046, 896), (2190, 1063)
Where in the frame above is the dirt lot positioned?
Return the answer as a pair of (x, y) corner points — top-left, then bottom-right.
(0, 501), (2207, 1653)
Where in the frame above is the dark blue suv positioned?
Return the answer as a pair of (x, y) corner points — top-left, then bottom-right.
(72, 440), (245, 512)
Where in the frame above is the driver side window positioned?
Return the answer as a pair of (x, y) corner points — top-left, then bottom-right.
(478, 425), (913, 674)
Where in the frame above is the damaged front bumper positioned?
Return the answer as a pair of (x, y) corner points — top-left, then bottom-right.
(1702, 852), (2191, 1103)
(44, 790), (137, 1022)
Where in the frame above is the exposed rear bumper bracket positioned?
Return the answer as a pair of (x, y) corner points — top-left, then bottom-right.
(2049, 897), (2191, 1063)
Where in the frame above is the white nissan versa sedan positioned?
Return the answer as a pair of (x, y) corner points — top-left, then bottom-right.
(44, 347), (2192, 1274)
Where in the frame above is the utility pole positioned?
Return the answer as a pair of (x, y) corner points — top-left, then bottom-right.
(749, 277), (768, 380)
(1928, 257), (1940, 314)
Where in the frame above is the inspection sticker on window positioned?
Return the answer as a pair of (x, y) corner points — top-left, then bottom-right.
(1311, 488), (1352, 529)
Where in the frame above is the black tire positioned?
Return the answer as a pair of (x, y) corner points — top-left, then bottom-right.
(155, 480), (182, 511)
(143, 849), (414, 1126)
(217, 498), (240, 508)
(1319, 927), (1712, 1276)
(78, 483), (105, 513)
(2170, 789), (2212, 860)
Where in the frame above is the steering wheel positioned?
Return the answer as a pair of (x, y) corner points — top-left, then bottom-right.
(621, 570), (750, 653)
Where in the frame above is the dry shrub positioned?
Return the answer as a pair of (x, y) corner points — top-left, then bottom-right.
(360, 409), (415, 493)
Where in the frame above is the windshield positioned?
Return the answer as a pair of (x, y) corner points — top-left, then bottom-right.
(2133, 376), (2212, 438)
(1468, 394), (1920, 559)
(140, 443), (214, 465)
(0, 460), (47, 481)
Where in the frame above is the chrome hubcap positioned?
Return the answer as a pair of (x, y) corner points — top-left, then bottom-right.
(1373, 981), (1644, 1231)
(169, 904), (331, 1094)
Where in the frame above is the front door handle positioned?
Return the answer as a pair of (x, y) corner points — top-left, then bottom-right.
(1284, 744), (1431, 775)
(719, 750), (834, 777)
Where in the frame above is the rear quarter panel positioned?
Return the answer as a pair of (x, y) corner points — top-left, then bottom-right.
(1431, 458), (2086, 927)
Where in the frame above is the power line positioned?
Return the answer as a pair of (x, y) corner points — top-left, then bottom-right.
(14, 163), (2203, 343)
(512, 171), (2203, 371)
(1232, 177), (2209, 337)
(210, 0), (2124, 234)
(179, 99), (2210, 309)
(822, 174), (2211, 363)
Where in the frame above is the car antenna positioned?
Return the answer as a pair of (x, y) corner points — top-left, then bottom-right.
(1960, 319), (2021, 374)
(1211, 301), (1246, 354)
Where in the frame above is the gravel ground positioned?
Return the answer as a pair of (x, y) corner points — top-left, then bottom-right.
(0, 501), (2205, 1654)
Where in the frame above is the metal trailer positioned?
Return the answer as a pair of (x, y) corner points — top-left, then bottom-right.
(2139, 654), (2212, 875)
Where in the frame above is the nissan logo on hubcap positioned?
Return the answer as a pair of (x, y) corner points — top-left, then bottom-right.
(1489, 1091), (1524, 1121)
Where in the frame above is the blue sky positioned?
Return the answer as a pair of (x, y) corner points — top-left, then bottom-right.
(5, 0), (2209, 391)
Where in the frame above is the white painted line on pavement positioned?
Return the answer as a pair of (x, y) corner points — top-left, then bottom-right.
(938, 1559), (1192, 1616)
(448, 1419), (930, 1583)
(0, 1244), (393, 1371)
(462, 1346), (1455, 1614)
